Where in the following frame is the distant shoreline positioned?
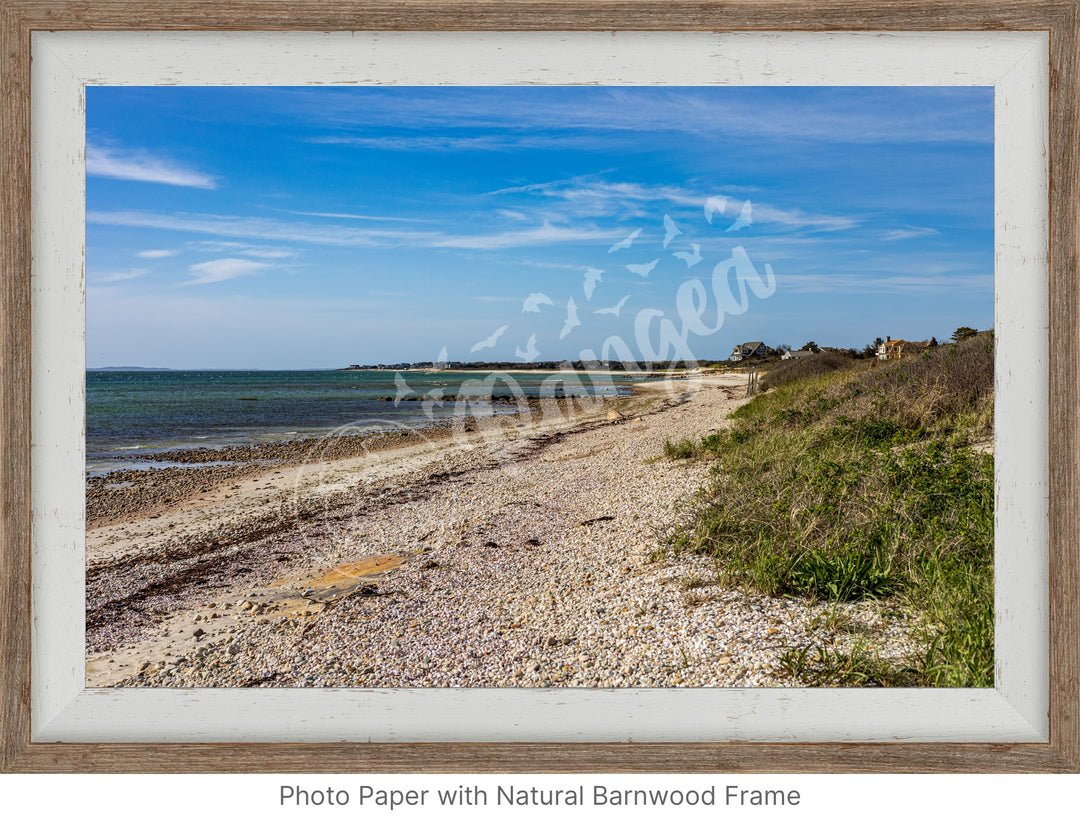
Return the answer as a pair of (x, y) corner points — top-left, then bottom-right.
(88, 366), (710, 375)
(338, 365), (707, 374)
(351, 367), (689, 376)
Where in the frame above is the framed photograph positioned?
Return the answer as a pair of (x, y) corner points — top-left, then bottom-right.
(2, 1), (1078, 773)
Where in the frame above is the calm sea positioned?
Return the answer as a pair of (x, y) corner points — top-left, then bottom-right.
(86, 369), (628, 474)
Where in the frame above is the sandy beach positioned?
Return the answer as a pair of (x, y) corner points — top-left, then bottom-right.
(86, 373), (920, 688)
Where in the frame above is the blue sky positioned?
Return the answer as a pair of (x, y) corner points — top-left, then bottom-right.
(86, 86), (993, 369)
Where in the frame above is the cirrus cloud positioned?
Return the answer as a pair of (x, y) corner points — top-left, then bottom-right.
(882, 226), (940, 241)
(87, 144), (217, 189)
(180, 258), (269, 286)
(94, 268), (150, 284)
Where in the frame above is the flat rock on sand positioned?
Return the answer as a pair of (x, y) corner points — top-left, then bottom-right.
(87, 374), (920, 689)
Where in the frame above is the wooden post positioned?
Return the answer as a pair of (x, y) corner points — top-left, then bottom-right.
(746, 371), (759, 396)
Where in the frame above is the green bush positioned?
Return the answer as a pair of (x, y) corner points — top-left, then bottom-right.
(662, 438), (698, 460)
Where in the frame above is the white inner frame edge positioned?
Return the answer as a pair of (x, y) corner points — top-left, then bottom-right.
(29, 30), (1048, 743)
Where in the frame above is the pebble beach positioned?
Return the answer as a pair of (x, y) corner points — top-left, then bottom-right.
(86, 373), (921, 689)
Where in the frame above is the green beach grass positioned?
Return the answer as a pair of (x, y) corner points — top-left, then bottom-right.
(665, 333), (995, 687)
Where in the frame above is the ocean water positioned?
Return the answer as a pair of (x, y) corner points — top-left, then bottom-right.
(86, 369), (628, 474)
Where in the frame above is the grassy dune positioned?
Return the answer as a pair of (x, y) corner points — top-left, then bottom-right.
(665, 334), (995, 687)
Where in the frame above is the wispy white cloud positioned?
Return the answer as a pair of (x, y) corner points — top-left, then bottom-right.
(88, 210), (610, 251)
(86, 145), (217, 189)
(269, 208), (433, 223)
(428, 221), (611, 250)
(308, 131), (644, 154)
(496, 209), (530, 222)
(286, 87), (992, 146)
(491, 175), (857, 232)
(89, 210), (393, 247)
(136, 249), (177, 259)
(310, 135), (510, 152)
(750, 204), (860, 233)
(490, 177), (699, 207)
(93, 268), (150, 283)
(504, 258), (584, 271)
(190, 241), (297, 259)
(778, 270), (992, 295)
(180, 258), (269, 286)
(882, 226), (940, 241)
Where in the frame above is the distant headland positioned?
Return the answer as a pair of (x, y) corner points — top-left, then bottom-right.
(337, 360), (708, 372)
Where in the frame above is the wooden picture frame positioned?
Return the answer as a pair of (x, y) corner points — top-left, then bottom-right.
(1, 0), (1077, 773)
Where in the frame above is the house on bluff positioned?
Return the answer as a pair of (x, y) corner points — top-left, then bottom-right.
(730, 341), (769, 361)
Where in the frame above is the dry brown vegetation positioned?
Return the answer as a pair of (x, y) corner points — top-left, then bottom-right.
(759, 333), (994, 440)
(760, 351), (854, 392)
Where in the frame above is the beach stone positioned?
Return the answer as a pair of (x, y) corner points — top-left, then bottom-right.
(606, 411), (625, 421)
